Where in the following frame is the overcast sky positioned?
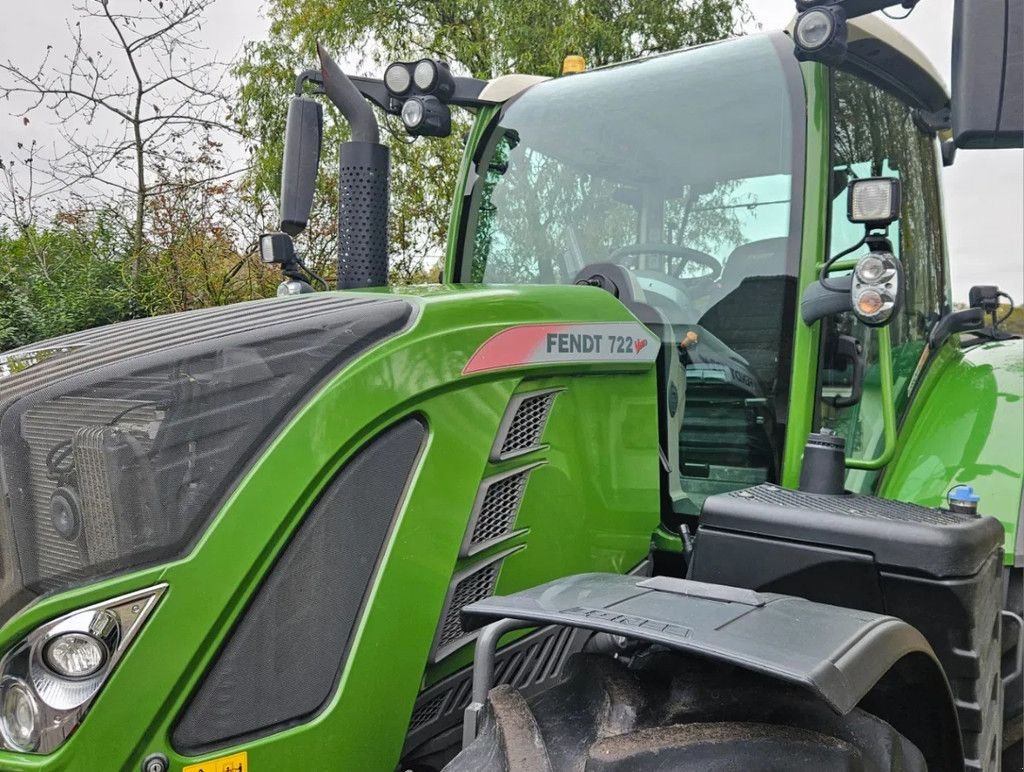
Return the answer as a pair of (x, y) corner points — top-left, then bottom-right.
(0, 0), (1021, 301)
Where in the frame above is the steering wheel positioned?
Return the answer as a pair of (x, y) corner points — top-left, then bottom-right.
(608, 243), (722, 281)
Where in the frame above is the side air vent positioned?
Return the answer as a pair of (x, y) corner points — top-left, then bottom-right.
(490, 389), (561, 462)
(172, 417), (426, 755)
(460, 463), (542, 558)
(430, 546), (522, 663)
(403, 625), (580, 758)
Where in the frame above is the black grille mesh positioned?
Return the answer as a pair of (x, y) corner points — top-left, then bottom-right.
(172, 417), (426, 754)
(730, 484), (973, 525)
(469, 469), (532, 551)
(408, 692), (449, 730)
(495, 391), (557, 459)
(432, 556), (507, 659)
(438, 563), (500, 650)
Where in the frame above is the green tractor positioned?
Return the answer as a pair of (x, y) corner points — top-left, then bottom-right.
(0, 1), (1021, 770)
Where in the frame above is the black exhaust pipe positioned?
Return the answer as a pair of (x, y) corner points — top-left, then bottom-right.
(317, 45), (390, 290)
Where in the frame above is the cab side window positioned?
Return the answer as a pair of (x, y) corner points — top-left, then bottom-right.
(824, 71), (951, 488)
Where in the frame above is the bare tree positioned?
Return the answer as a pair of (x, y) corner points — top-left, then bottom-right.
(0, 0), (240, 279)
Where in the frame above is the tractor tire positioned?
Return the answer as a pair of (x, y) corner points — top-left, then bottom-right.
(1003, 566), (1023, 770)
(444, 650), (927, 772)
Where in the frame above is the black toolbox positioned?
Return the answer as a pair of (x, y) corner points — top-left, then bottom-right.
(688, 483), (1005, 771)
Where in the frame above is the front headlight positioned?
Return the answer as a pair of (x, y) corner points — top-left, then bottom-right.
(0, 678), (39, 752)
(43, 632), (107, 680)
(0, 584), (164, 754)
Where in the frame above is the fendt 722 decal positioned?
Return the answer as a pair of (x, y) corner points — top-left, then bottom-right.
(463, 322), (660, 375)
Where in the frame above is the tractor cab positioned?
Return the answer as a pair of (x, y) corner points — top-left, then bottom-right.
(445, 19), (959, 518)
(453, 34), (800, 513)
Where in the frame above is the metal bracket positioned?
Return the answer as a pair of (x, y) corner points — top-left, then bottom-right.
(462, 617), (531, 748)
(795, 0), (919, 19)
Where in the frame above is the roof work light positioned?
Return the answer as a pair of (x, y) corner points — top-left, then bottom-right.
(793, 5), (848, 65)
(384, 58), (456, 137)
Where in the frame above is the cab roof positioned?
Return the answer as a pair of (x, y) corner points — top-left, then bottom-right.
(481, 15), (951, 126)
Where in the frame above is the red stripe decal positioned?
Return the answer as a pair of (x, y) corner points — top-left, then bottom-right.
(463, 324), (569, 375)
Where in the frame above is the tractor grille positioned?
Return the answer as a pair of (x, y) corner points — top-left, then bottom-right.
(491, 389), (560, 461)
(431, 547), (522, 663)
(462, 464), (540, 557)
(431, 386), (557, 662)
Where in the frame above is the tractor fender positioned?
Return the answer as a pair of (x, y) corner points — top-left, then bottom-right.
(463, 572), (963, 771)
(882, 337), (1024, 566)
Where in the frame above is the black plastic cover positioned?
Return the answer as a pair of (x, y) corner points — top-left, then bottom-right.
(0, 295), (414, 624)
(690, 483), (1005, 768)
(697, 484), (1003, 578)
(461, 572), (948, 717)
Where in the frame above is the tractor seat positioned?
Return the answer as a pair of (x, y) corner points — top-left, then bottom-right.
(698, 238), (794, 392)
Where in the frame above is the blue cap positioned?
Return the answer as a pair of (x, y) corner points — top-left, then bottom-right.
(949, 485), (981, 503)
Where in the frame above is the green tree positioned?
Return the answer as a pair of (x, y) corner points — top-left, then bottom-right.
(234, 0), (750, 280)
(0, 212), (135, 351)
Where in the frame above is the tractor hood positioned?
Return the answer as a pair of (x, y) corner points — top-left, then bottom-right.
(0, 294), (414, 624)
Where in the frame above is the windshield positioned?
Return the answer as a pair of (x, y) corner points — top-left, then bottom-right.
(460, 34), (804, 510)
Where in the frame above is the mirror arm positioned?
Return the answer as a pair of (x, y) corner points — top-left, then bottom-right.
(927, 307), (985, 350)
(796, 0), (919, 20)
(801, 275), (854, 325)
(294, 69), (323, 96)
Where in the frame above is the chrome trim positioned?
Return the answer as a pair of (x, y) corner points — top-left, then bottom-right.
(0, 584), (166, 753)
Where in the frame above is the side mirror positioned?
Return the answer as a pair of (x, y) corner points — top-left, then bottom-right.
(951, 0), (1023, 149)
(279, 97), (323, 236)
(822, 333), (865, 408)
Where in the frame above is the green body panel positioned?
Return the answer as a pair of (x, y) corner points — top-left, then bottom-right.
(0, 285), (660, 771)
(443, 105), (500, 274)
(781, 62), (830, 489)
(881, 337), (1024, 565)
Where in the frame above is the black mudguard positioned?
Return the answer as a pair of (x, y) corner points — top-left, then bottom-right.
(462, 572), (963, 771)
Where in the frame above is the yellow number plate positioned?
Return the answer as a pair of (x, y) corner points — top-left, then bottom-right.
(183, 751), (247, 772)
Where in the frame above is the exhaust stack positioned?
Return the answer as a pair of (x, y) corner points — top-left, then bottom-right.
(318, 45), (390, 290)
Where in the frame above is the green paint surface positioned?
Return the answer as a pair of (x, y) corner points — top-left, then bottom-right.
(0, 284), (659, 771)
(882, 338), (1024, 564)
